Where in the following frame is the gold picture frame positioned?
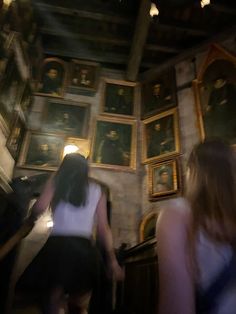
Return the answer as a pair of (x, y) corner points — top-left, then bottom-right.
(68, 59), (100, 93)
(142, 107), (180, 163)
(34, 57), (68, 98)
(139, 210), (158, 243)
(6, 111), (25, 161)
(101, 78), (138, 118)
(193, 44), (236, 145)
(18, 131), (65, 171)
(41, 99), (90, 138)
(141, 67), (177, 119)
(91, 116), (137, 171)
(148, 158), (181, 200)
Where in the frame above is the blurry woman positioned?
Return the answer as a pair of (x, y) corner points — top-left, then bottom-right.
(17, 153), (124, 314)
(156, 138), (236, 314)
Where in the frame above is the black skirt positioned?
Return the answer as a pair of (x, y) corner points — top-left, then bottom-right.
(16, 236), (100, 294)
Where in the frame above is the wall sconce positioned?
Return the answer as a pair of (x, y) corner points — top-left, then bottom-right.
(150, 2), (159, 17)
(3, 0), (14, 7)
(63, 144), (79, 157)
(200, 0), (210, 8)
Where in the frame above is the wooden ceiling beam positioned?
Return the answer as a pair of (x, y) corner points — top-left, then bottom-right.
(44, 47), (129, 65)
(145, 43), (182, 54)
(139, 25), (236, 81)
(43, 47), (160, 68)
(40, 27), (181, 54)
(126, 0), (151, 81)
(40, 28), (130, 47)
(34, 2), (132, 25)
(211, 4), (236, 16)
(156, 22), (208, 37)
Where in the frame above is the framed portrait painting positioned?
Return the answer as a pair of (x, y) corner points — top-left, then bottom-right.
(139, 210), (158, 242)
(101, 78), (138, 117)
(0, 31), (15, 80)
(41, 99), (90, 138)
(148, 159), (180, 199)
(68, 59), (100, 93)
(193, 44), (236, 145)
(142, 108), (180, 163)
(6, 111), (25, 160)
(34, 57), (67, 98)
(0, 54), (23, 134)
(18, 131), (65, 170)
(18, 81), (33, 118)
(91, 116), (137, 170)
(141, 68), (177, 119)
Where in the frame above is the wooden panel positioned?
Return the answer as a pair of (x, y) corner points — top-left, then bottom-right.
(119, 239), (158, 314)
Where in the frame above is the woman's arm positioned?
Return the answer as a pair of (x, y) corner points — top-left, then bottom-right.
(156, 202), (195, 314)
(28, 174), (55, 223)
(96, 192), (124, 281)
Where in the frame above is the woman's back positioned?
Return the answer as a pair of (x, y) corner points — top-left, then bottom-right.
(196, 231), (236, 314)
(51, 180), (101, 238)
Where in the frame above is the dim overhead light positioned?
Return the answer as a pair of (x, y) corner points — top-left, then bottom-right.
(150, 2), (159, 17)
(200, 0), (210, 8)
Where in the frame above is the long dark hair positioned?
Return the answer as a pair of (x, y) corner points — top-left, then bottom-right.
(186, 138), (236, 244)
(52, 153), (89, 209)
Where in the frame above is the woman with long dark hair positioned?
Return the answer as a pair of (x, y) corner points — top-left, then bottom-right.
(156, 138), (236, 314)
(17, 153), (124, 314)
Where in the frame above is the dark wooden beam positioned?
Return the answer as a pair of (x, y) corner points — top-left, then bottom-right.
(126, 0), (151, 81)
(156, 22), (208, 37)
(34, 2), (132, 25)
(139, 25), (236, 81)
(145, 43), (182, 54)
(40, 27), (181, 54)
(44, 47), (127, 65)
(40, 28), (130, 47)
(211, 4), (236, 16)
(43, 46), (160, 68)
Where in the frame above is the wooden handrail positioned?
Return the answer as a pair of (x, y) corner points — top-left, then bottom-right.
(0, 220), (34, 261)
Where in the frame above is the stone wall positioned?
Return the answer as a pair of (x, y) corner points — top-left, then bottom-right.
(6, 36), (236, 248)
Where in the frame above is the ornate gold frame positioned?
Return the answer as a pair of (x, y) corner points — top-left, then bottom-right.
(100, 78), (139, 118)
(192, 43), (236, 143)
(18, 131), (65, 171)
(34, 57), (68, 98)
(148, 158), (181, 200)
(139, 210), (159, 242)
(90, 115), (137, 171)
(142, 107), (180, 164)
(68, 59), (100, 93)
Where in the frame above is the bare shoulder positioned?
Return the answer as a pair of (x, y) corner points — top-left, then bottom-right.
(156, 197), (191, 238)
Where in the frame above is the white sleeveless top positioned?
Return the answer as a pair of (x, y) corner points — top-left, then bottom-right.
(51, 181), (101, 238)
(196, 231), (236, 314)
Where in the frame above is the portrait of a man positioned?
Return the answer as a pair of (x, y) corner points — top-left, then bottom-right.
(200, 60), (236, 143)
(143, 108), (180, 163)
(153, 165), (173, 193)
(149, 159), (180, 199)
(36, 58), (66, 97)
(0, 55), (22, 129)
(194, 45), (236, 145)
(92, 119), (136, 169)
(69, 60), (99, 91)
(141, 69), (176, 118)
(103, 80), (136, 116)
(42, 100), (89, 138)
(21, 132), (64, 169)
(147, 117), (174, 159)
